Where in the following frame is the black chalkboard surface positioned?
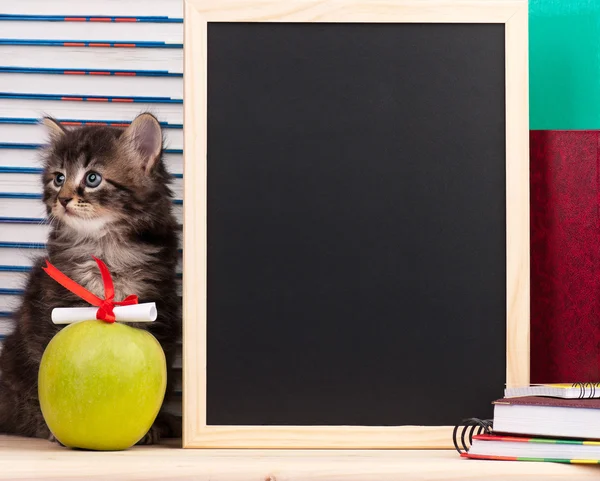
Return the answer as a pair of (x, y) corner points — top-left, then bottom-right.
(204, 22), (507, 428)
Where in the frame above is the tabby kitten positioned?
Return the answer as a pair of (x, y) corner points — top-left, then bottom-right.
(0, 113), (181, 444)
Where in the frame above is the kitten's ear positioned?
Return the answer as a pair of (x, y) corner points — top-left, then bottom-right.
(120, 113), (163, 173)
(42, 117), (66, 142)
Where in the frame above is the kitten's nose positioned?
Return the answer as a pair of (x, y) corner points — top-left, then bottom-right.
(59, 197), (72, 208)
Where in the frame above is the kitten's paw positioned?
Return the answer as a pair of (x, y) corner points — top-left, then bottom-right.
(137, 425), (161, 446)
(136, 412), (181, 445)
(34, 424), (51, 440)
(48, 433), (66, 447)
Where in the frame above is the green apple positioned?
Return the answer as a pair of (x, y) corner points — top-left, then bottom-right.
(38, 320), (166, 451)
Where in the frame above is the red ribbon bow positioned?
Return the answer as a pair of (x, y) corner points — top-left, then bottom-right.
(42, 256), (139, 323)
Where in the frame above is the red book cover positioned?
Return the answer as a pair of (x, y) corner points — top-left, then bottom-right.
(494, 396), (600, 410)
(530, 131), (600, 383)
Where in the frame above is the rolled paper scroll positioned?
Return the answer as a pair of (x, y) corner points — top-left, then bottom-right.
(51, 302), (157, 325)
(42, 256), (158, 325)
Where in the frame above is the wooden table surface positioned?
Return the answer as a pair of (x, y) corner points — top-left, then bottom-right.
(0, 435), (599, 480)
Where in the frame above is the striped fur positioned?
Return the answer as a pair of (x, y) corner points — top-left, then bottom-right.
(0, 113), (181, 444)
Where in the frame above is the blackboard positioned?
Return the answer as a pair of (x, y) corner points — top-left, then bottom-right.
(183, 0), (529, 449)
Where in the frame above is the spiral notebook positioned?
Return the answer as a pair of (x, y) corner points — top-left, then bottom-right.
(505, 383), (600, 399)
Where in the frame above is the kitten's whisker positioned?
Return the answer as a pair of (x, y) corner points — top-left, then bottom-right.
(44, 215), (55, 229)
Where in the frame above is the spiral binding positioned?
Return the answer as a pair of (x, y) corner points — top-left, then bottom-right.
(572, 382), (600, 399)
(452, 418), (493, 454)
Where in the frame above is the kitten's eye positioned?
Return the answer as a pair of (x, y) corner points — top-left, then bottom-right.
(85, 172), (102, 188)
(54, 173), (65, 187)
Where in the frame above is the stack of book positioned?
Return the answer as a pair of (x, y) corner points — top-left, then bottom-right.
(463, 383), (600, 464)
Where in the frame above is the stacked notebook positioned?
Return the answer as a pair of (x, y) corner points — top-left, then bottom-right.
(0, 1), (183, 417)
(462, 383), (600, 464)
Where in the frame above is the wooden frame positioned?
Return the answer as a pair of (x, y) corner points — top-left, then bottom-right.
(182, 0), (530, 449)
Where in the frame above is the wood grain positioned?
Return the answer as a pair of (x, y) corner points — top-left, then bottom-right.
(187, 425), (455, 450)
(182, 0), (208, 447)
(504, 2), (530, 389)
(187, 0), (523, 23)
(182, 0), (530, 449)
(0, 435), (598, 481)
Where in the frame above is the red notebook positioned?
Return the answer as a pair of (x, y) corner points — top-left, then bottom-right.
(530, 131), (600, 383)
(465, 434), (600, 464)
